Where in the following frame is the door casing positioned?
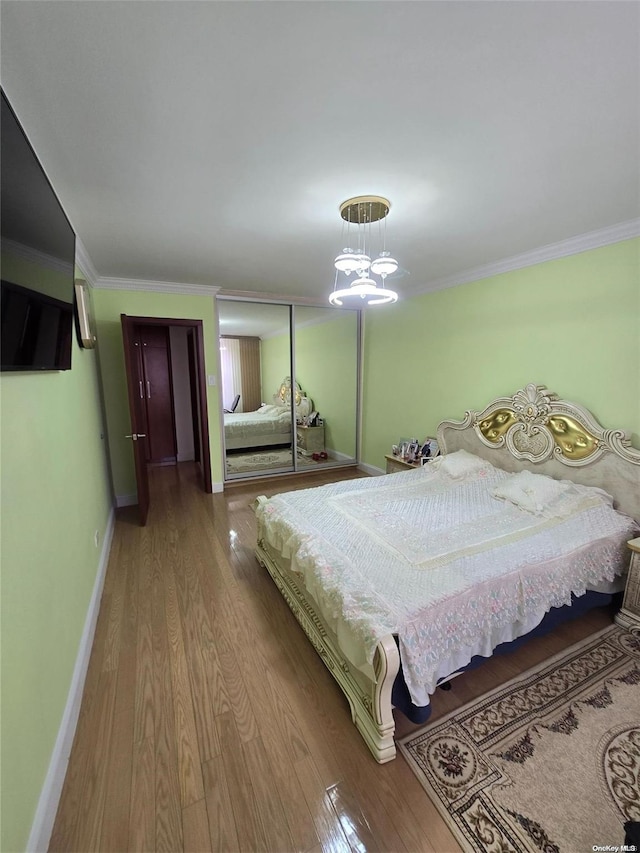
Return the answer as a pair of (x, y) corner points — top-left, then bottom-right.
(121, 314), (212, 524)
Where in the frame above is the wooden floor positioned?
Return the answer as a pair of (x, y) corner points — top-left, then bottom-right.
(50, 462), (616, 852)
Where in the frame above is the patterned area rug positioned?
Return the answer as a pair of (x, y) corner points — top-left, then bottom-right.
(399, 625), (640, 852)
(226, 448), (320, 475)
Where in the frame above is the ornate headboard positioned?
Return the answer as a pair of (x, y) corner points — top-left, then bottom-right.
(274, 376), (302, 407)
(273, 376), (313, 418)
(437, 383), (640, 520)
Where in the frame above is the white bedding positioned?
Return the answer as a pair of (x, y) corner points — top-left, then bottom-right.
(225, 408), (291, 448)
(256, 455), (638, 706)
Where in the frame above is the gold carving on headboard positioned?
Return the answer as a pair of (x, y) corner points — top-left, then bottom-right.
(547, 415), (598, 461)
(479, 409), (516, 442)
(478, 405), (598, 459)
(438, 382), (640, 469)
(277, 377), (302, 407)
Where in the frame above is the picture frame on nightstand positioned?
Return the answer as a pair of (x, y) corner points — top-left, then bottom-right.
(420, 438), (440, 460)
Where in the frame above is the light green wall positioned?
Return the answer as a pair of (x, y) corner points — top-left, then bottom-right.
(91, 289), (221, 496)
(362, 238), (640, 468)
(1, 278), (112, 852)
(260, 333), (290, 405)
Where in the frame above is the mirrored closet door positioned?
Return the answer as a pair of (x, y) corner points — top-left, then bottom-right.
(218, 298), (359, 481)
(219, 300), (294, 480)
(293, 305), (358, 470)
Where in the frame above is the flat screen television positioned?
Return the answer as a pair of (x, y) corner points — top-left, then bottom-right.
(1, 89), (76, 371)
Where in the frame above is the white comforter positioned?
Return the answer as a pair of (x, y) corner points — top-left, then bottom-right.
(256, 458), (637, 705)
(224, 409), (291, 440)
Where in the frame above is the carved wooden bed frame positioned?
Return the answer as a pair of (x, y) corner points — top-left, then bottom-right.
(254, 384), (640, 762)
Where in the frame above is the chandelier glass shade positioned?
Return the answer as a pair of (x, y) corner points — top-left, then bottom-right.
(370, 251), (398, 277)
(329, 195), (399, 306)
(334, 251), (371, 274)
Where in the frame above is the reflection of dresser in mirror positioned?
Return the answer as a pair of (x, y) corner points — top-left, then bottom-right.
(297, 423), (325, 456)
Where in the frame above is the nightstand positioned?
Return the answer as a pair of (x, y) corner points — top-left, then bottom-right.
(615, 538), (640, 634)
(297, 424), (325, 456)
(385, 454), (422, 474)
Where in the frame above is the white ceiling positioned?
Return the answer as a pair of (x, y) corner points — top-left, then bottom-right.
(1, 1), (638, 302)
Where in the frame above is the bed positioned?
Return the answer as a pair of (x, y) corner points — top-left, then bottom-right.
(254, 384), (640, 762)
(224, 377), (313, 451)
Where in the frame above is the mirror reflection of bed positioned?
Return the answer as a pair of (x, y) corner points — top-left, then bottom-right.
(218, 299), (359, 480)
(224, 380), (330, 476)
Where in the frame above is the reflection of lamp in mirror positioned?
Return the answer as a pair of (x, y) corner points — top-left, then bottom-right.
(330, 196), (399, 306)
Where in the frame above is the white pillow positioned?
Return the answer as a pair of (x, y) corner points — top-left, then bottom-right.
(296, 396), (312, 418)
(438, 449), (494, 479)
(491, 470), (572, 514)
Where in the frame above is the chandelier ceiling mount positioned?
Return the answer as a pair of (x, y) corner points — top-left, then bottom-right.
(339, 195), (390, 224)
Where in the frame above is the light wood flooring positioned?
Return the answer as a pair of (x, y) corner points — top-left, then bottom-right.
(50, 462), (615, 852)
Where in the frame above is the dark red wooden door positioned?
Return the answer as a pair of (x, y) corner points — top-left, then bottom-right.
(139, 326), (177, 463)
(121, 314), (150, 526)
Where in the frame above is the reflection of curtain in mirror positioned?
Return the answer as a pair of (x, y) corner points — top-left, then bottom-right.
(220, 338), (242, 411)
(239, 338), (262, 412)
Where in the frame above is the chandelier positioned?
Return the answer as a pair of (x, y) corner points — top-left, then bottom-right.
(329, 195), (399, 306)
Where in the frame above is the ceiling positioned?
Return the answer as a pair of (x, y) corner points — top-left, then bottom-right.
(1, 1), (638, 303)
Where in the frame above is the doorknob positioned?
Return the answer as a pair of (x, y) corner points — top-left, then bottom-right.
(125, 433), (147, 441)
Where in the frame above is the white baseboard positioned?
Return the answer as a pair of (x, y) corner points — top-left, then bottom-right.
(327, 449), (356, 463)
(358, 462), (385, 476)
(27, 509), (115, 853)
(115, 493), (137, 507)
(212, 480), (224, 493)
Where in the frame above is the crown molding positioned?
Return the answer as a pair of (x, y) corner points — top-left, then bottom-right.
(413, 218), (640, 296)
(94, 276), (220, 296)
(2, 237), (74, 276)
(74, 238), (99, 286)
